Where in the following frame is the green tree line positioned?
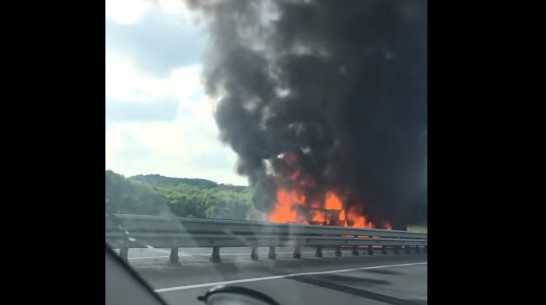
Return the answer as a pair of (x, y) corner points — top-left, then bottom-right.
(105, 170), (255, 220)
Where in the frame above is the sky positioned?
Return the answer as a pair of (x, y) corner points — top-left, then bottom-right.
(105, 0), (248, 186)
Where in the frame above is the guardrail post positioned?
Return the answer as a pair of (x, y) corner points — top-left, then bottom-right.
(404, 245), (410, 254)
(367, 245), (373, 255)
(250, 246), (259, 261)
(119, 247), (129, 262)
(293, 246), (301, 259)
(424, 245), (427, 253)
(315, 246), (323, 258)
(352, 246), (359, 256)
(268, 246), (276, 260)
(394, 246), (400, 254)
(415, 245), (420, 253)
(335, 247), (342, 257)
(210, 246), (221, 263)
(381, 245), (388, 255)
(169, 247), (179, 265)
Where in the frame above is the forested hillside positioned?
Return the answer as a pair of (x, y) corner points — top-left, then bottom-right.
(106, 170), (255, 220)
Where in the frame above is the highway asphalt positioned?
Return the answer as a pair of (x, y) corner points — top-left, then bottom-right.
(115, 247), (427, 305)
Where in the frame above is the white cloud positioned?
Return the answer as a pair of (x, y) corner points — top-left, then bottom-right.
(106, 0), (152, 24)
(106, 117), (247, 185)
(106, 1), (247, 186)
(155, 0), (197, 21)
(106, 50), (203, 104)
(105, 61), (247, 184)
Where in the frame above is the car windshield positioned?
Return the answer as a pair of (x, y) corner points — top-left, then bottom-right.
(105, 1), (427, 305)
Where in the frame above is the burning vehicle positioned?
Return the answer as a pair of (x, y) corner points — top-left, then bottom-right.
(192, 0), (427, 230)
(260, 150), (389, 229)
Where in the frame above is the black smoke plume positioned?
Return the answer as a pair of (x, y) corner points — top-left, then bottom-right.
(188, 0), (427, 229)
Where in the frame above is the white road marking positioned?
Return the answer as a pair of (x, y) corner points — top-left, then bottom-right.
(154, 262), (427, 293)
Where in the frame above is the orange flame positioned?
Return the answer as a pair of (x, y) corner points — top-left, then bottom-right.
(342, 205), (373, 228)
(267, 151), (392, 229)
(268, 188), (306, 223)
(269, 189), (384, 228)
(325, 192), (342, 210)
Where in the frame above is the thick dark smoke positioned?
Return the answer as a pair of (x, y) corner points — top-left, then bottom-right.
(187, 0), (427, 229)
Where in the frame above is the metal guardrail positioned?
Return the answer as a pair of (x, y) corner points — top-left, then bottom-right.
(106, 214), (427, 264)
